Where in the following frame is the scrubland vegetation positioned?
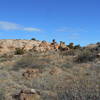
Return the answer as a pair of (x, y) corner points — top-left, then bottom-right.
(0, 41), (100, 100)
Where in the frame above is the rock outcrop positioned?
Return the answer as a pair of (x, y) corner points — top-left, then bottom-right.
(32, 41), (51, 52)
(59, 41), (69, 51)
(0, 39), (41, 54)
(14, 89), (41, 100)
(0, 39), (69, 54)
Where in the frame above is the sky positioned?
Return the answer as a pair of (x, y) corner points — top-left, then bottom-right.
(0, 0), (100, 46)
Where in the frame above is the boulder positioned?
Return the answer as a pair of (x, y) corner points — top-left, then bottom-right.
(59, 41), (69, 51)
(97, 53), (100, 58)
(14, 89), (41, 100)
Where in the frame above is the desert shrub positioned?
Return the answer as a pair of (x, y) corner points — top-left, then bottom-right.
(0, 53), (14, 62)
(13, 52), (52, 70)
(31, 37), (36, 40)
(67, 42), (74, 49)
(0, 55), (8, 62)
(15, 48), (25, 55)
(65, 50), (75, 56)
(96, 42), (100, 45)
(94, 47), (100, 51)
(74, 44), (81, 49)
(76, 49), (97, 63)
(65, 49), (82, 56)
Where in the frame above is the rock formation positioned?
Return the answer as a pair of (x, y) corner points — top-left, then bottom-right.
(14, 89), (41, 100)
(0, 39), (69, 54)
(59, 41), (69, 51)
(0, 39), (41, 54)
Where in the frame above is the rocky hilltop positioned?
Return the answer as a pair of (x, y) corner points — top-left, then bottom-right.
(0, 39), (70, 54)
(0, 39), (41, 54)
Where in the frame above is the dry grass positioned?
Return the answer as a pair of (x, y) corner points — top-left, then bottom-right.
(0, 46), (100, 100)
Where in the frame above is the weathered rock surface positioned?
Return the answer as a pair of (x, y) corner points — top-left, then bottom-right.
(14, 89), (41, 100)
(0, 39), (71, 54)
(0, 39), (41, 54)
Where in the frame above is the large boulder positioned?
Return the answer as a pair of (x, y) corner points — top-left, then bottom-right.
(14, 89), (41, 100)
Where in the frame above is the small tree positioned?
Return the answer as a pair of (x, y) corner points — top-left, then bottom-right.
(31, 38), (36, 41)
(74, 44), (81, 49)
(96, 42), (100, 45)
(76, 49), (96, 63)
(68, 42), (74, 49)
(15, 48), (25, 55)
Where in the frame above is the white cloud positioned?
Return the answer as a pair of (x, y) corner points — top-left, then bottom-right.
(0, 21), (41, 32)
(56, 27), (88, 33)
(23, 27), (41, 32)
(0, 21), (20, 30)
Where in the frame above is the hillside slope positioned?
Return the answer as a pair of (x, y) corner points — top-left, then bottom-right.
(0, 39), (100, 100)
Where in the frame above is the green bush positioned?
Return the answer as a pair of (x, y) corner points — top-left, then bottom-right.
(67, 43), (74, 49)
(15, 48), (25, 55)
(74, 44), (81, 49)
(65, 49), (81, 56)
(31, 38), (36, 40)
(76, 49), (96, 63)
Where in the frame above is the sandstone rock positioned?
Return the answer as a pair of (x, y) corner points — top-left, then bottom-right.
(97, 53), (100, 58)
(59, 41), (69, 51)
(14, 89), (41, 100)
(0, 39), (69, 54)
(32, 41), (51, 52)
(0, 39), (41, 54)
